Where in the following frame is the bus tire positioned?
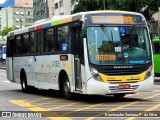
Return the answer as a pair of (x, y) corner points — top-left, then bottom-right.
(20, 72), (29, 93)
(113, 93), (125, 98)
(62, 76), (72, 100)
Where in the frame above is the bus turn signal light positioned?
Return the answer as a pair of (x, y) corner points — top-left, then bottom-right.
(60, 55), (68, 61)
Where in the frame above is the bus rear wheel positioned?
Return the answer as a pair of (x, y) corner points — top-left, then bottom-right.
(63, 76), (72, 100)
(21, 73), (29, 93)
(113, 93), (126, 98)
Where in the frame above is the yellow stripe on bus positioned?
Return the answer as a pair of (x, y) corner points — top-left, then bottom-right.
(99, 71), (146, 83)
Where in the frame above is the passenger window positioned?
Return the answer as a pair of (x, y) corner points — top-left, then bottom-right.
(30, 32), (34, 55)
(15, 36), (22, 56)
(56, 26), (69, 52)
(22, 34), (30, 55)
(36, 31), (41, 54)
(44, 28), (54, 53)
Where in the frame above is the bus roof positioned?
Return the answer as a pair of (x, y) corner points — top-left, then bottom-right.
(7, 10), (144, 37)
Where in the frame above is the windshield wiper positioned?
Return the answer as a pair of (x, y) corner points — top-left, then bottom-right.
(100, 24), (115, 53)
(100, 24), (112, 41)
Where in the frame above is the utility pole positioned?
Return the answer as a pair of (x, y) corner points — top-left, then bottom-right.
(20, 18), (22, 28)
(103, 0), (106, 10)
(158, 8), (160, 38)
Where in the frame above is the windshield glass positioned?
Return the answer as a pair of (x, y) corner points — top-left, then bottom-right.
(87, 26), (151, 65)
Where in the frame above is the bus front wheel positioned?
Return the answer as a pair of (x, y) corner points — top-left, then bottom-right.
(20, 73), (29, 93)
(63, 76), (72, 100)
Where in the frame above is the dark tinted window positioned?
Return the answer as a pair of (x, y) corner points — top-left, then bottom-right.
(56, 25), (69, 52)
(44, 28), (54, 53)
(30, 32), (34, 55)
(15, 36), (22, 56)
(22, 34), (30, 55)
(36, 32), (41, 54)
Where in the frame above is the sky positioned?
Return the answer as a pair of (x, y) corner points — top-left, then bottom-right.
(0, 0), (14, 8)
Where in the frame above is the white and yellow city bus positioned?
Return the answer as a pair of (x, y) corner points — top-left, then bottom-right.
(6, 11), (154, 99)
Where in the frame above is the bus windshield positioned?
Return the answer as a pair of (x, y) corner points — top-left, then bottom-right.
(87, 26), (151, 65)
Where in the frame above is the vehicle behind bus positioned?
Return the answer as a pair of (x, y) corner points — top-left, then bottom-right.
(152, 36), (160, 76)
(0, 45), (6, 60)
(0, 45), (2, 60)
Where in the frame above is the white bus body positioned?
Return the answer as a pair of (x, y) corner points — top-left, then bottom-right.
(6, 11), (154, 99)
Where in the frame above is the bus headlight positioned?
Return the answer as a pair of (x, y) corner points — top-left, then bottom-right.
(90, 67), (102, 81)
(145, 66), (152, 79)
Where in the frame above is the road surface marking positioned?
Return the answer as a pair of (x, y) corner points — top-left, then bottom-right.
(127, 103), (160, 120)
(10, 99), (71, 120)
(62, 103), (104, 117)
(126, 93), (140, 97)
(85, 93), (160, 120)
(62, 93), (144, 116)
(47, 102), (81, 110)
(32, 99), (63, 107)
(31, 98), (52, 103)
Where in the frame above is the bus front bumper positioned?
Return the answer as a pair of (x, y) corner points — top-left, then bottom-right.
(86, 76), (154, 95)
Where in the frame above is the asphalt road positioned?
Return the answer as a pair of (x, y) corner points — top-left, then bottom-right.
(0, 69), (160, 120)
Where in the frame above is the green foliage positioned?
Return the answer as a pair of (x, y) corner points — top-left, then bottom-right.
(107, 0), (160, 22)
(0, 26), (17, 36)
(72, 0), (107, 14)
(72, 0), (160, 21)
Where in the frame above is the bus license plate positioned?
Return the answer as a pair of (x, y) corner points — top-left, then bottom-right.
(119, 84), (130, 89)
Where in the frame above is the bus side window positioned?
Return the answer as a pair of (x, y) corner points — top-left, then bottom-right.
(15, 36), (22, 56)
(35, 31), (41, 54)
(22, 33), (30, 55)
(30, 32), (34, 55)
(44, 28), (54, 53)
(56, 25), (69, 52)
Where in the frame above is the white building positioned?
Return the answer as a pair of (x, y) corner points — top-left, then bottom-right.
(53, 0), (71, 15)
(152, 10), (160, 37)
(0, 6), (33, 30)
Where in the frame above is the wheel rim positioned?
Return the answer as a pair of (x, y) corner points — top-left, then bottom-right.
(21, 77), (26, 90)
(64, 81), (70, 96)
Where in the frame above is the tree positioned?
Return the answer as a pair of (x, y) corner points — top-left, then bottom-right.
(107, 0), (160, 21)
(72, 0), (107, 14)
(72, 0), (160, 21)
(0, 26), (17, 37)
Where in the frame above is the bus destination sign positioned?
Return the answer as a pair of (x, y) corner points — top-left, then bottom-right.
(91, 15), (141, 24)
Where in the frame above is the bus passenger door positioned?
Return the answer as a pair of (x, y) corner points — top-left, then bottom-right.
(71, 27), (85, 91)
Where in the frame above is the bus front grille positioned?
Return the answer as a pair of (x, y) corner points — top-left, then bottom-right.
(109, 85), (139, 92)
